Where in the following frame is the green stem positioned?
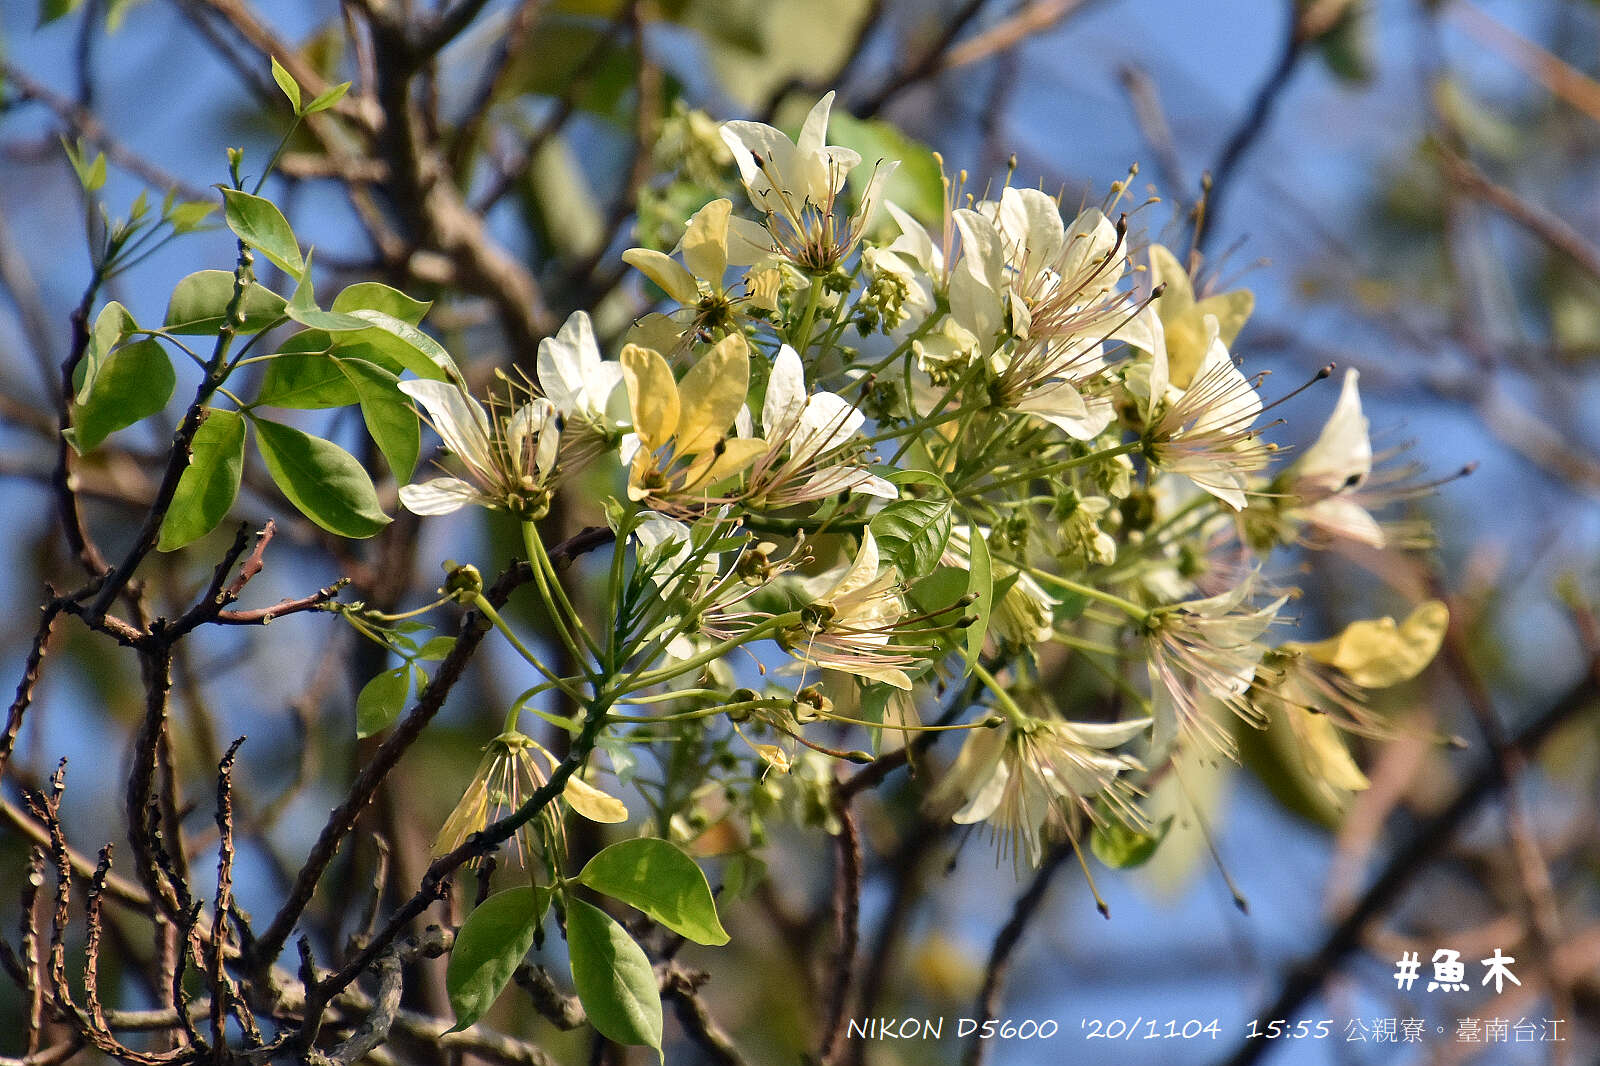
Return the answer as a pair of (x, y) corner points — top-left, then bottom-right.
(253, 115), (304, 196)
(525, 520), (602, 661)
(969, 439), (1142, 495)
(470, 592), (588, 702)
(606, 698), (787, 725)
(791, 276), (825, 353)
(971, 661), (1026, 723)
(619, 612), (800, 694)
(1011, 563), (1149, 623)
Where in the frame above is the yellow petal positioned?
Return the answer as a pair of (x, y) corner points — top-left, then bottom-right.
(1194, 289), (1255, 347)
(1295, 712), (1371, 792)
(621, 248), (700, 305)
(621, 343), (679, 450)
(564, 775), (629, 823)
(431, 775), (489, 859)
(752, 743), (791, 774)
(681, 198), (731, 283)
(627, 448), (658, 501)
(1148, 244), (1194, 316)
(625, 311), (687, 354)
(1294, 600), (1448, 688)
(744, 266), (782, 312)
(675, 332), (749, 457)
(680, 436), (769, 492)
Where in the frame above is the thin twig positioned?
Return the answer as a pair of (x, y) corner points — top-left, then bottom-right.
(818, 800), (862, 1064)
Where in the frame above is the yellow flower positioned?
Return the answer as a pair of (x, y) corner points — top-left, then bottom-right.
(619, 333), (768, 507)
(621, 198), (780, 350)
(432, 731), (629, 866)
(1146, 243), (1254, 388)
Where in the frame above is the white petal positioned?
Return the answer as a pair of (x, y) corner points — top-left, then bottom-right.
(796, 91), (835, 160)
(1300, 496), (1386, 548)
(399, 476), (478, 516)
(1059, 717), (1151, 749)
(999, 188), (1064, 286)
(1187, 319), (1260, 436)
(536, 310), (603, 418)
(793, 392), (864, 457)
(762, 344), (807, 437)
(1294, 368), (1371, 495)
(884, 200), (936, 272)
(825, 530), (882, 605)
(720, 120), (796, 205)
(399, 379), (494, 475)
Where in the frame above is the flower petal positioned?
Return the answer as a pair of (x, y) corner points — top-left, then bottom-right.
(620, 344), (679, 451)
(537, 310), (601, 418)
(399, 379), (494, 476)
(675, 332), (749, 457)
(762, 344), (807, 437)
(622, 248), (700, 305)
(680, 198), (731, 283)
(399, 476), (479, 516)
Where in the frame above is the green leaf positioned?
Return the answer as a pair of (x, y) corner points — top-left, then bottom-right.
(250, 416), (390, 538)
(166, 200), (218, 235)
(566, 898), (663, 1053)
(1091, 815), (1172, 869)
(65, 339), (175, 453)
(283, 250), (373, 332)
(718, 853), (766, 903)
(284, 267), (370, 332)
(76, 302), (136, 403)
(355, 665), (410, 738)
(870, 496), (953, 577)
(158, 408), (246, 551)
(40, 0), (86, 28)
(338, 358), (420, 479)
(164, 271), (287, 335)
(417, 636), (456, 661)
(256, 353), (359, 409)
(303, 81), (352, 114)
(339, 310), (461, 383)
(962, 519), (993, 672)
(60, 136), (106, 190)
(578, 838), (729, 946)
(331, 282), (431, 326)
(220, 188), (305, 279)
(445, 887), (548, 1033)
(270, 56), (301, 112)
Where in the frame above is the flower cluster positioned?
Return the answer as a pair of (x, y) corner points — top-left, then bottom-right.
(392, 92), (1453, 878)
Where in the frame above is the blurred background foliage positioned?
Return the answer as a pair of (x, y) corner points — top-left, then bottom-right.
(3, 0), (1600, 1064)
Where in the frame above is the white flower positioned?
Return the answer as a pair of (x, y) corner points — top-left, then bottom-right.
(722, 91), (861, 210)
(537, 310), (625, 430)
(951, 189), (1147, 355)
(744, 345), (895, 507)
(1144, 577), (1286, 757)
(1282, 368), (1384, 547)
(720, 92), (897, 273)
(936, 714), (1148, 866)
(783, 530), (919, 690)
(1142, 315), (1268, 511)
(398, 379), (560, 518)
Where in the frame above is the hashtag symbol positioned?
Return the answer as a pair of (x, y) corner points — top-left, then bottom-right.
(1393, 952), (1421, 991)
